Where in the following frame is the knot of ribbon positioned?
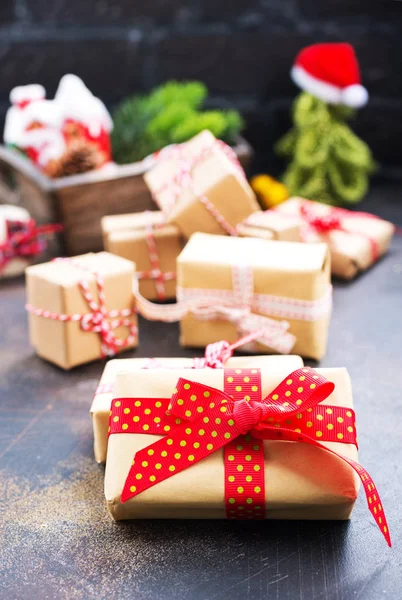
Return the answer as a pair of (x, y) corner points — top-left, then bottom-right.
(150, 140), (244, 236)
(300, 204), (342, 233)
(299, 201), (379, 261)
(26, 258), (137, 357)
(0, 218), (62, 273)
(109, 366), (391, 546)
(192, 330), (264, 369)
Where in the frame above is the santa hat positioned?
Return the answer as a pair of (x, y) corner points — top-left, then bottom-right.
(291, 43), (368, 108)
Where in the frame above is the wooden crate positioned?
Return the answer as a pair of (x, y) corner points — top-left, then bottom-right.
(0, 137), (253, 255)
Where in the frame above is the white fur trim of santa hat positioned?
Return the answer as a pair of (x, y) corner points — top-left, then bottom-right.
(291, 66), (368, 108)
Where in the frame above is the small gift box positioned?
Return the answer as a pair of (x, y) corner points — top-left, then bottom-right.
(144, 130), (260, 239)
(275, 197), (395, 279)
(102, 211), (183, 301)
(26, 252), (138, 369)
(0, 204), (61, 279)
(91, 354), (303, 463)
(105, 365), (390, 546)
(236, 210), (301, 242)
(176, 233), (332, 360)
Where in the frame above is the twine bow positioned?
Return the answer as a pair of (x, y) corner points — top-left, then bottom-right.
(299, 202), (379, 261)
(135, 263), (300, 355)
(192, 330), (266, 368)
(0, 219), (62, 274)
(110, 366), (390, 546)
(26, 258), (137, 357)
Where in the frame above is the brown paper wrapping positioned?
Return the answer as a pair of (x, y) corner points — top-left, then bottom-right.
(237, 210), (301, 242)
(26, 252), (138, 369)
(144, 130), (260, 239)
(105, 366), (359, 521)
(276, 197), (395, 279)
(102, 211), (183, 300)
(91, 355), (303, 464)
(177, 233), (331, 360)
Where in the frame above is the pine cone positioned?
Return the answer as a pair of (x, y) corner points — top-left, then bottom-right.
(45, 141), (105, 179)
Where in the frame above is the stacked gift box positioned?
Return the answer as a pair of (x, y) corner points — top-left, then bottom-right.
(16, 127), (393, 546)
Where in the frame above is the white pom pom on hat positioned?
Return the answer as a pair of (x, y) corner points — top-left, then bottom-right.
(291, 42), (368, 108)
(341, 84), (369, 108)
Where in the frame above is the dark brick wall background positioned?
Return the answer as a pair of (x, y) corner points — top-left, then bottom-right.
(1, 0), (402, 175)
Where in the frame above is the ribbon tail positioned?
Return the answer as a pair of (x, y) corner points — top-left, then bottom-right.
(256, 426), (391, 547)
(240, 314), (296, 355)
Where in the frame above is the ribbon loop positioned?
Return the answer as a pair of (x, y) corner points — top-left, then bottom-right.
(168, 378), (231, 422)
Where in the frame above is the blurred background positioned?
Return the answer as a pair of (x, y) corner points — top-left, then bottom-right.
(1, 0), (402, 177)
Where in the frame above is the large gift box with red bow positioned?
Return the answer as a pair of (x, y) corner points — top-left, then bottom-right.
(91, 354), (303, 464)
(26, 252), (138, 369)
(104, 365), (390, 546)
(175, 233), (332, 360)
(275, 197), (395, 279)
(102, 211), (183, 301)
(144, 130), (260, 239)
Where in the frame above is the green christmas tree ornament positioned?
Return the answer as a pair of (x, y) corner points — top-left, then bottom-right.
(276, 43), (375, 206)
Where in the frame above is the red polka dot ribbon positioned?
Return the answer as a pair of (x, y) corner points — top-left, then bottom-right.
(109, 367), (391, 546)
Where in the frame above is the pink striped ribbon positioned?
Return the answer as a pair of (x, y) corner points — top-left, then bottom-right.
(134, 265), (332, 354)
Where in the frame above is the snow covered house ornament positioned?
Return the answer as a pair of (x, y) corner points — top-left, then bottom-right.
(3, 75), (113, 178)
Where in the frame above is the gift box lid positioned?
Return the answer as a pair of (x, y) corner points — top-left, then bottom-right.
(179, 233), (328, 273)
(243, 210), (301, 233)
(102, 211), (165, 235)
(26, 252), (134, 287)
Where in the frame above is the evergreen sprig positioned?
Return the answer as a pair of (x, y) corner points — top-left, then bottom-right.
(111, 81), (244, 164)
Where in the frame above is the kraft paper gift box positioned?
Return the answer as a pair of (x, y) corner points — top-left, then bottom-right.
(26, 252), (138, 369)
(144, 130), (260, 239)
(275, 197), (395, 279)
(236, 210), (301, 242)
(91, 354), (304, 464)
(176, 233), (332, 360)
(102, 211), (183, 301)
(105, 366), (360, 521)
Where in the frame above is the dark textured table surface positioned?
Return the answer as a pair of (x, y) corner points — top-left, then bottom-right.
(1, 186), (402, 600)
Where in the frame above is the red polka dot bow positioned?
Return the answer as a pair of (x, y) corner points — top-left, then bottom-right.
(110, 367), (391, 546)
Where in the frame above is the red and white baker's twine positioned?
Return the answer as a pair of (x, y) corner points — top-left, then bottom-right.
(93, 330), (264, 398)
(136, 214), (176, 301)
(150, 140), (245, 236)
(134, 264), (332, 354)
(26, 258), (137, 357)
(0, 218), (62, 274)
